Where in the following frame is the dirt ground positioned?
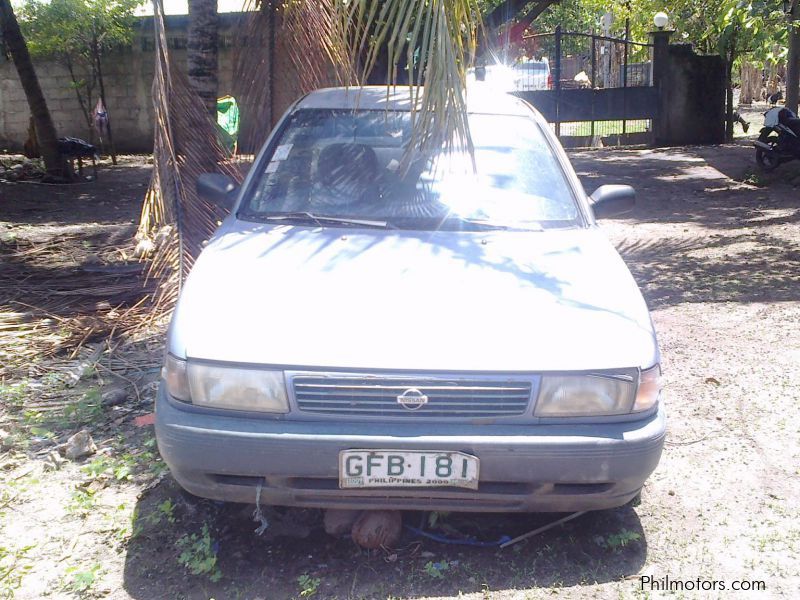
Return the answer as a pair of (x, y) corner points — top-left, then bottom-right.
(1, 140), (799, 600)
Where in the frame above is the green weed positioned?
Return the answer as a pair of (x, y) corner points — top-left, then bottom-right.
(67, 487), (97, 518)
(423, 560), (450, 579)
(82, 454), (135, 482)
(176, 523), (221, 582)
(296, 573), (321, 597)
(61, 389), (103, 426)
(0, 382), (29, 410)
(742, 171), (766, 186)
(63, 563), (102, 594)
(156, 499), (176, 524)
(100, 503), (132, 543)
(595, 529), (641, 551)
(21, 410), (44, 427)
(142, 498), (177, 527)
(0, 544), (33, 599)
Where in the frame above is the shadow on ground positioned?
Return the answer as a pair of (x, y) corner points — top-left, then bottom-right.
(122, 477), (647, 599)
(571, 144), (800, 308)
(615, 232), (800, 308)
(572, 142), (800, 231)
(0, 162), (151, 226)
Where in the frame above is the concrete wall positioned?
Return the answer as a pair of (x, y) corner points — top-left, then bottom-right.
(0, 13), (244, 153)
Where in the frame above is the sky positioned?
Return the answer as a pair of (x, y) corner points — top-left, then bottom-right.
(135, 0), (248, 16)
(9, 0), (249, 15)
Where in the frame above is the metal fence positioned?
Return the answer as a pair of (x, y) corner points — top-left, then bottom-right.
(520, 29), (653, 89)
(510, 28), (655, 145)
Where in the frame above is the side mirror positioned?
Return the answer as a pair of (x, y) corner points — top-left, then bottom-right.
(589, 184), (635, 218)
(197, 173), (239, 209)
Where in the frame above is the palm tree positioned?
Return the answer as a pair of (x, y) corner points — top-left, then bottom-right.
(187, 0), (218, 115)
(0, 0), (70, 180)
(140, 0), (511, 306)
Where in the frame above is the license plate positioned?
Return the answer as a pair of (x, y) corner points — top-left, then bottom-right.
(339, 450), (479, 490)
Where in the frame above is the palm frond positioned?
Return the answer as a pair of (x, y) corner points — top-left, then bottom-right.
(325, 0), (482, 163)
(233, 0), (358, 153)
(137, 0), (483, 324)
(138, 0), (240, 314)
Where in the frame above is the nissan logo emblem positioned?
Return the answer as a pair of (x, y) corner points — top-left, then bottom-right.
(396, 388), (428, 410)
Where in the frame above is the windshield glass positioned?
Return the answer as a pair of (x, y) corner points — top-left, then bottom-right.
(240, 109), (580, 230)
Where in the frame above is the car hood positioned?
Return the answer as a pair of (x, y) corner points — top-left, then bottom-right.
(169, 221), (658, 372)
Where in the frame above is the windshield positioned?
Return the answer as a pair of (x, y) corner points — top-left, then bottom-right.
(240, 109), (580, 230)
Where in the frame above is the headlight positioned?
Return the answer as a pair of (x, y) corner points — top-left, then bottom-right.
(633, 365), (662, 412)
(187, 362), (288, 413)
(162, 355), (190, 402)
(534, 366), (662, 417)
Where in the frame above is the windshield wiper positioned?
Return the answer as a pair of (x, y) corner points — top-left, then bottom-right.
(246, 211), (393, 229)
(440, 215), (543, 232)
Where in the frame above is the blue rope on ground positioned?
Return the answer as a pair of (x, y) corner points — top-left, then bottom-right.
(405, 525), (511, 547)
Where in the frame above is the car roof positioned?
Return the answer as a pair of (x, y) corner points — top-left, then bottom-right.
(295, 86), (535, 117)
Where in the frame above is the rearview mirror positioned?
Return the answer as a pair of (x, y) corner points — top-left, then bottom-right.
(197, 173), (239, 209)
(589, 184), (635, 218)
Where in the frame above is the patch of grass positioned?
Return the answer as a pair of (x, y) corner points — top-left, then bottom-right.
(62, 563), (103, 595)
(21, 410), (44, 427)
(742, 170), (766, 186)
(423, 560), (450, 579)
(82, 454), (135, 483)
(296, 573), (321, 597)
(102, 436), (168, 482)
(0, 382), (30, 410)
(559, 120), (650, 137)
(100, 503), (133, 544)
(140, 498), (177, 528)
(66, 487), (98, 518)
(0, 544), (34, 599)
(176, 523), (221, 582)
(594, 528), (641, 551)
(130, 507), (145, 539)
(61, 389), (104, 427)
(156, 499), (176, 524)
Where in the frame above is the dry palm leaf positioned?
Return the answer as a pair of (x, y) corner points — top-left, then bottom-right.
(326, 0), (481, 164)
(238, 0), (481, 164)
(139, 0), (483, 324)
(139, 0), (240, 314)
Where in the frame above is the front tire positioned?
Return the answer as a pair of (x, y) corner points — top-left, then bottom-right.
(756, 134), (781, 172)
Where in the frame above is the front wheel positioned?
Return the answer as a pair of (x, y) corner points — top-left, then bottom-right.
(756, 135), (781, 172)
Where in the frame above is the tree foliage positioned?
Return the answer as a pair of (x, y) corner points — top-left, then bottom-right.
(19, 0), (139, 58)
(676, 0), (788, 64)
(525, 0), (789, 67)
(0, 0), (71, 178)
(18, 0), (140, 142)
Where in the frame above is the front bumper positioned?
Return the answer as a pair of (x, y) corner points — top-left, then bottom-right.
(155, 384), (666, 512)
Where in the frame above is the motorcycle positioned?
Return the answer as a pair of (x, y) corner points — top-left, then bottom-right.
(753, 107), (800, 171)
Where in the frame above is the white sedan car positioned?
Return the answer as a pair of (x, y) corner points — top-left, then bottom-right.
(156, 86), (665, 513)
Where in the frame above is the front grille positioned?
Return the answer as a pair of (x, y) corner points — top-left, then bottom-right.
(292, 375), (533, 418)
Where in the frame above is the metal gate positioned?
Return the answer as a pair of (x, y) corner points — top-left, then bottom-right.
(509, 27), (658, 147)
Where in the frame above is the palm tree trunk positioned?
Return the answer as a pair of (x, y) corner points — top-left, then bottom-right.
(0, 0), (70, 180)
(187, 0), (219, 116)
